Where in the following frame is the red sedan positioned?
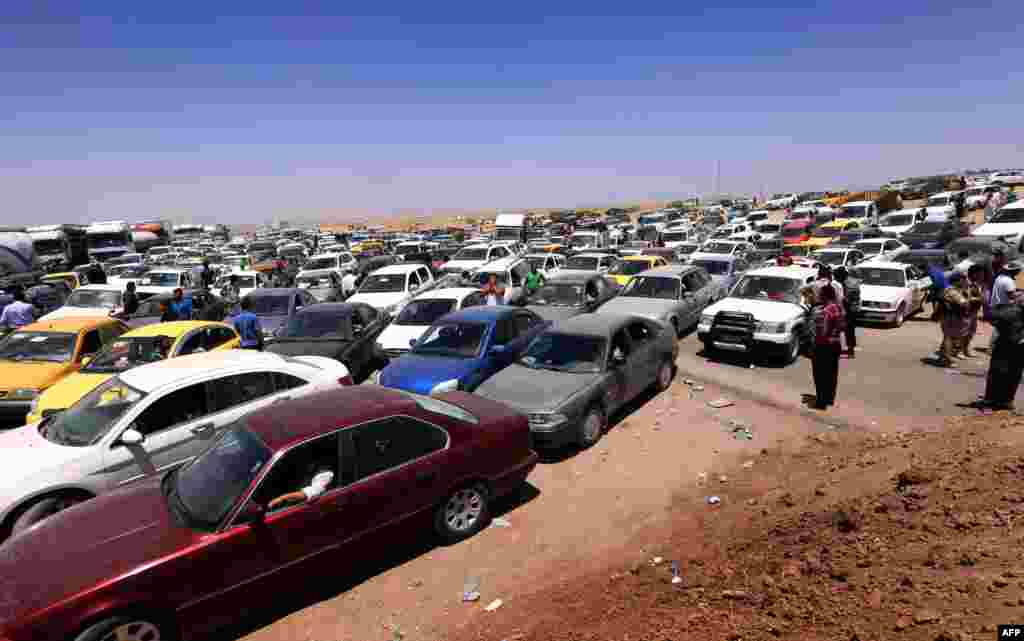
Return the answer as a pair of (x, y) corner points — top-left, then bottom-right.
(0, 386), (537, 641)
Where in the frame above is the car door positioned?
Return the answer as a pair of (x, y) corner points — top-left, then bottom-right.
(605, 329), (633, 411)
(583, 277), (608, 312)
(345, 304), (382, 376)
(680, 271), (707, 325)
(624, 320), (660, 398)
(905, 266), (927, 309)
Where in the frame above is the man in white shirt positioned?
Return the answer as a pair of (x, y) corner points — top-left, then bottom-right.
(267, 469), (334, 511)
(341, 271), (359, 298)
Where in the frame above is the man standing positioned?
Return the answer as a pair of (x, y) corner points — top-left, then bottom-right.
(222, 275), (241, 316)
(200, 260), (214, 290)
(122, 281), (139, 315)
(170, 288), (193, 320)
(979, 261), (1024, 411)
(525, 263), (545, 297)
(963, 264), (985, 358)
(480, 273), (505, 305)
(939, 271), (969, 367)
(814, 265), (844, 306)
(233, 297), (264, 351)
(834, 266), (859, 358)
(0, 289), (37, 329)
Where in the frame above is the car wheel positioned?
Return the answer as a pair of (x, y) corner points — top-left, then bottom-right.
(434, 484), (490, 543)
(577, 405), (605, 448)
(894, 303), (906, 328)
(74, 616), (168, 641)
(654, 359), (674, 392)
(783, 333), (800, 365)
(11, 495), (84, 537)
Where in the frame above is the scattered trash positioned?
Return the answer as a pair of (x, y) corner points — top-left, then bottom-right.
(727, 420), (754, 440)
(408, 579), (424, 588)
(684, 378), (695, 386)
(707, 398), (734, 409)
(671, 561), (683, 584)
(390, 625), (404, 641)
(692, 385), (705, 391)
(652, 556), (664, 565)
(462, 576), (481, 602)
(696, 472), (708, 487)
(749, 364), (756, 369)
(741, 460), (754, 469)
(707, 495), (721, 505)
(490, 517), (512, 528)
(718, 475), (729, 483)
(484, 598), (504, 612)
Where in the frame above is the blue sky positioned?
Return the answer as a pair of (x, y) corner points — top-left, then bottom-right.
(1, 2), (1021, 224)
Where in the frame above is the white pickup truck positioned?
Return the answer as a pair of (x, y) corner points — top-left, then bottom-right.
(971, 201), (1024, 251)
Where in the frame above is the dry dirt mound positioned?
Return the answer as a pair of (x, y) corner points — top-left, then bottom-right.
(452, 413), (1024, 641)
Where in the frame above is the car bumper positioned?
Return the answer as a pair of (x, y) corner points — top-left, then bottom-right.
(858, 309), (899, 322)
(489, 451), (540, 497)
(0, 400), (31, 425)
(529, 423), (578, 450)
(697, 324), (791, 347)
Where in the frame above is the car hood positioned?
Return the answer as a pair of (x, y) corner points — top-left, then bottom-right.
(347, 292), (406, 309)
(859, 284), (908, 303)
(41, 306), (115, 321)
(556, 269), (601, 278)
(265, 338), (347, 358)
(379, 354), (481, 395)
(525, 304), (587, 322)
(597, 296), (675, 319)
(0, 478), (194, 625)
(0, 361), (74, 393)
(257, 313), (290, 333)
(442, 259), (487, 271)
(377, 323), (431, 351)
(879, 224), (914, 235)
(475, 363), (599, 412)
(972, 222), (1024, 238)
(926, 205), (955, 215)
(32, 371), (111, 415)
(703, 297), (805, 323)
(297, 267), (339, 279)
(0, 423), (98, 510)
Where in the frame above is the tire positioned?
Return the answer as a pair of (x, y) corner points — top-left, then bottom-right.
(894, 303), (906, 328)
(577, 405), (605, 448)
(11, 495), (83, 537)
(653, 359), (674, 392)
(782, 333), (800, 365)
(74, 616), (168, 641)
(434, 484), (490, 543)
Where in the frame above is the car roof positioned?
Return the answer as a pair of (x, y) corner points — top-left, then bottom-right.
(620, 255), (661, 262)
(638, 266), (692, 278)
(246, 385), (421, 451)
(440, 305), (519, 323)
(548, 270), (601, 283)
(245, 288), (302, 296)
(76, 284), (124, 292)
(413, 287), (480, 301)
(124, 320), (230, 338)
(370, 264), (425, 275)
(119, 350), (313, 393)
(19, 317), (121, 333)
(549, 312), (639, 337)
(478, 256), (524, 271)
(855, 260), (906, 270)
(843, 200), (873, 206)
(747, 266), (819, 279)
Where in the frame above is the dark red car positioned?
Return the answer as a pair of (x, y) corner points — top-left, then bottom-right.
(0, 386), (537, 641)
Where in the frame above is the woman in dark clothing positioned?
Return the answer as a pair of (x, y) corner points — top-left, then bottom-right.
(811, 284), (844, 410)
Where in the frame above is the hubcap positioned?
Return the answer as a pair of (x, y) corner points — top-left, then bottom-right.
(583, 411), (602, 442)
(101, 622), (161, 641)
(444, 488), (484, 532)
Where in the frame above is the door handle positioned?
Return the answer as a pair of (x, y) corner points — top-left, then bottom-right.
(190, 422), (214, 436)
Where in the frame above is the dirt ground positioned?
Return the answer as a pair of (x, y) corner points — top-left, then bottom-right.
(449, 410), (1024, 641)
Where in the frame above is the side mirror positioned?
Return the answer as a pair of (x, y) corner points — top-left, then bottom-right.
(237, 501), (266, 525)
(119, 428), (145, 446)
(611, 354), (627, 367)
(409, 338), (418, 348)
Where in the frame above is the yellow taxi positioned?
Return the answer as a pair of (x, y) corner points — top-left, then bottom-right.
(41, 271), (87, 291)
(801, 219), (860, 250)
(25, 320), (240, 424)
(606, 255), (670, 287)
(350, 240), (385, 256)
(0, 317), (128, 424)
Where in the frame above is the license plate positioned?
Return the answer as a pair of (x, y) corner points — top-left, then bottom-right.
(713, 341), (748, 352)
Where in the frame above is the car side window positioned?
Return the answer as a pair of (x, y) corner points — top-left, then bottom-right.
(177, 331), (206, 356)
(208, 326), (237, 349)
(406, 270), (421, 291)
(79, 330), (102, 357)
(682, 273), (702, 293)
(349, 416), (448, 480)
(358, 304), (378, 324)
(610, 328), (631, 363)
(492, 318), (513, 345)
(512, 312), (536, 334)
(509, 268), (522, 287)
(273, 371), (307, 392)
(250, 433), (343, 511)
(129, 383), (209, 436)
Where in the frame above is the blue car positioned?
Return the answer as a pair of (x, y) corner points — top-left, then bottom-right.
(378, 306), (549, 396)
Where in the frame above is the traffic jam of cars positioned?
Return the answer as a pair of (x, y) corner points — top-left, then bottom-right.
(0, 173), (1021, 641)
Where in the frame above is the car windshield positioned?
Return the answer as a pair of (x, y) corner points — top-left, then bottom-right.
(0, 331), (76, 363)
(246, 294), (291, 315)
(608, 260), (650, 276)
(731, 275), (802, 304)
(455, 247), (488, 260)
(396, 244), (422, 254)
(991, 209), (1024, 224)
(528, 283), (586, 306)
(621, 276), (679, 299)
(755, 240), (781, 250)
(83, 336), (173, 372)
(758, 224), (781, 233)
(144, 272), (180, 287)
(691, 259), (731, 276)
(928, 197), (950, 206)
(395, 299), (456, 325)
(281, 309), (347, 338)
(842, 206), (868, 218)
(303, 257), (337, 270)
(66, 289), (121, 308)
(882, 215), (913, 226)
(359, 274), (407, 293)
(174, 425), (272, 528)
(702, 242), (736, 254)
(518, 332), (606, 374)
(908, 222), (943, 234)
(565, 256), (599, 270)
(662, 232), (687, 242)
(857, 242), (885, 254)
(109, 265), (149, 278)
(413, 321), (486, 358)
(814, 252), (847, 265)
(852, 267), (906, 287)
(41, 377), (146, 446)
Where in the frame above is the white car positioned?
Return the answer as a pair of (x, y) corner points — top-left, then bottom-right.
(375, 287), (486, 359)
(811, 247), (867, 269)
(851, 261), (931, 327)
(729, 230), (763, 243)
(989, 170), (1024, 187)
(755, 222), (783, 239)
(135, 268), (195, 295)
(0, 350), (351, 539)
(697, 266), (818, 364)
(440, 243), (512, 275)
(964, 185), (1003, 210)
(877, 208), (925, 236)
(559, 252), (618, 276)
(765, 193), (799, 210)
(347, 263), (435, 315)
(213, 270), (268, 299)
(297, 252), (357, 281)
(693, 239), (752, 259)
(853, 238), (908, 262)
(660, 228), (698, 249)
(925, 191), (963, 219)
(524, 253), (565, 277)
(40, 284), (129, 320)
(971, 201), (1024, 251)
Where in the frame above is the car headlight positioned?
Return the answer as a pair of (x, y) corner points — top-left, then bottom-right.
(756, 321), (787, 333)
(528, 412), (568, 430)
(430, 379), (459, 396)
(10, 388), (39, 400)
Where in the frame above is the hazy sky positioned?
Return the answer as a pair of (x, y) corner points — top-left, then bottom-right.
(1, 2), (1022, 224)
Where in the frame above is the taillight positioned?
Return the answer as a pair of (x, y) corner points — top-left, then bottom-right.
(339, 375), (354, 386)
